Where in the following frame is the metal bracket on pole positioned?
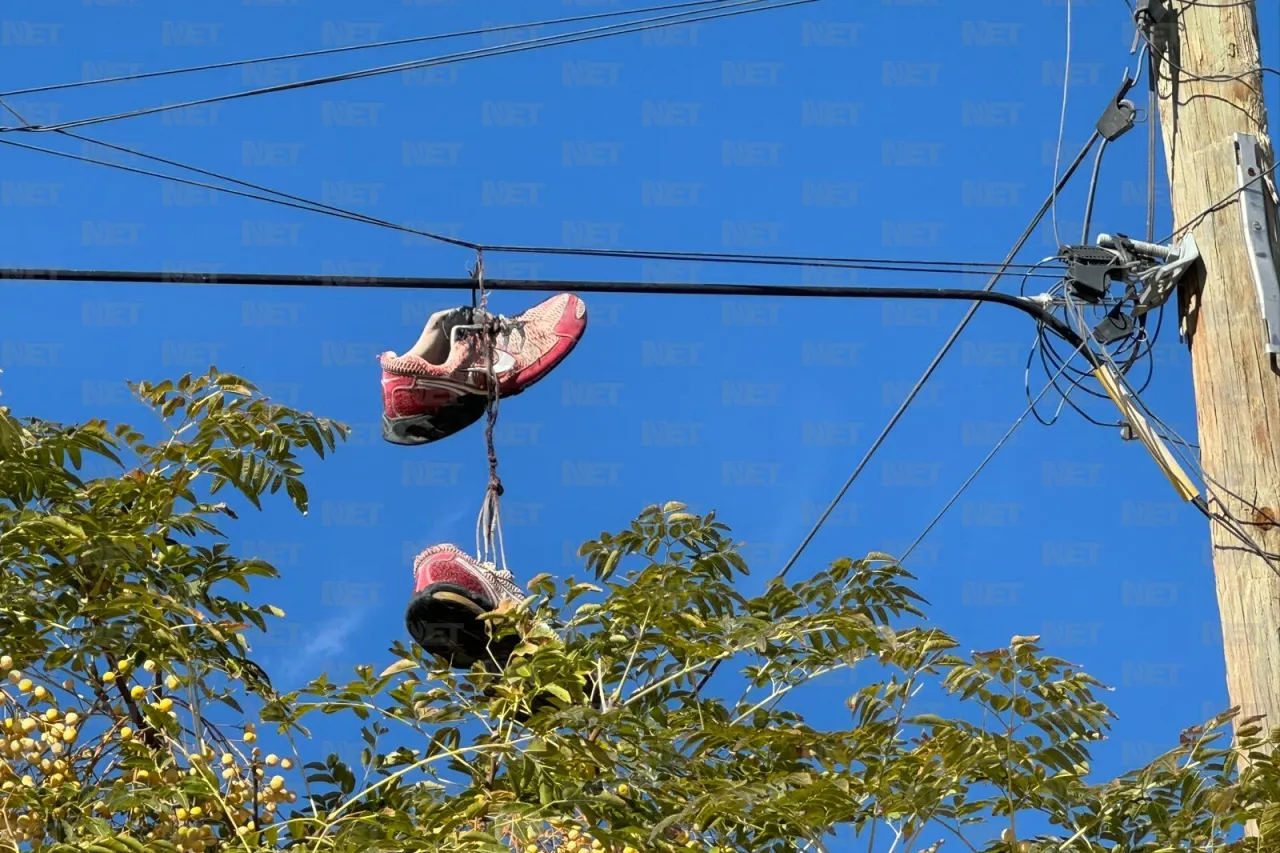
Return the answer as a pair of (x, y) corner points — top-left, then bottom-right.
(1115, 232), (1201, 318)
(1234, 133), (1280, 357)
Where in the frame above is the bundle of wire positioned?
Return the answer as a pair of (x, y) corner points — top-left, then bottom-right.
(1019, 255), (1166, 429)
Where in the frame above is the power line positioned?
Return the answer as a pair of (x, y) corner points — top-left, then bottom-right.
(0, 0), (812, 134)
(1050, 0), (1074, 247)
(1161, 159), (1280, 244)
(691, 130), (1103, 696)
(0, 0), (740, 98)
(476, 246), (1058, 275)
(0, 135), (1064, 277)
(898, 342), (1088, 563)
(0, 267), (1083, 338)
(0, 135), (480, 250)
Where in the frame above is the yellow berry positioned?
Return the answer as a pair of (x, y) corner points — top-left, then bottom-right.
(525, 845), (538, 853)
(157, 698), (174, 713)
(17, 679), (32, 694)
(62, 728), (77, 743)
(19, 719), (35, 733)
(221, 753), (234, 766)
(102, 671), (116, 684)
(265, 754), (279, 766)
(269, 775), (284, 791)
(0, 656), (12, 670)
(165, 675), (179, 690)
(130, 685), (145, 700)
(63, 712), (78, 726)
(6, 671), (20, 685)
(142, 660), (157, 674)
(119, 727), (133, 741)
(32, 686), (47, 701)
(280, 758), (293, 770)
(117, 660), (131, 674)
(43, 709), (58, 722)
(189, 807), (203, 818)
(244, 732), (257, 744)
(617, 783), (630, 796)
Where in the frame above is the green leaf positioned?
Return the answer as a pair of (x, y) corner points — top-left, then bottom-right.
(379, 658), (418, 679)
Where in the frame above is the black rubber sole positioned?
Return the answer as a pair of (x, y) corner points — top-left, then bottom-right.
(406, 584), (497, 669)
(382, 391), (487, 447)
(406, 587), (605, 721)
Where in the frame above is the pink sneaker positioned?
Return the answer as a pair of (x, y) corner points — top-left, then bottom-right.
(380, 294), (588, 446)
(405, 544), (525, 668)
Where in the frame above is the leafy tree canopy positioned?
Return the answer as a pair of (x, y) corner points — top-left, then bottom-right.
(0, 368), (1277, 852)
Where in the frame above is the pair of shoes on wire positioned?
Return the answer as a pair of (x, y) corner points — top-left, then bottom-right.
(379, 293), (588, 447)
(384, 294), (588, 679)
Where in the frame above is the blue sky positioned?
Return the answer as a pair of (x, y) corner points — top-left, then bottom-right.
(2, 0), (1278, 822)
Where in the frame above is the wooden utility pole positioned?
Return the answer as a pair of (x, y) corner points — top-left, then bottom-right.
(1151, 1), (1280, 750)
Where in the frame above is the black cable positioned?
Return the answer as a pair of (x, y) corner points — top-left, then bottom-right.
(1081, 139), (1110, 244)
(0, 135), (481, 250)
(1, 134), (1066, 277)
(1159, 160), (1280, 244)
(0, 0), (740, 97)
(1147, 48), (1158, 243)
(1, 0), (811, 134)
(691, 130), (1103, 697)
(0, 268), (1090, 340)
(906, 341), (1090, 561)
(476, 246), (1059, 275)
(1087, 318), (1280, 573)
(1033, 331), (1124, 427)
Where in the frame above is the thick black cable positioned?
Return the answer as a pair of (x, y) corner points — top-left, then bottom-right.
(1, 0), (810, 134)
(0, 267), (1085, 336)
(690, 130), (1103, 696)
(0, 0), (739, 97)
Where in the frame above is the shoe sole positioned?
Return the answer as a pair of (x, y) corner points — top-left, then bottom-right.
(381, 391), (487, 447)
(406, 583), (520, 669)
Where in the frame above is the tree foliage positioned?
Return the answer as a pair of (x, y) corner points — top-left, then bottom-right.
(0, 368), (1278, 852)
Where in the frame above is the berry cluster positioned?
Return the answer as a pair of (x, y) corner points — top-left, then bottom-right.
(0, 653), (299, 850)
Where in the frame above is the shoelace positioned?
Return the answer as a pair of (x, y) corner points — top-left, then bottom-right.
(480, 561), (523, 598)
(473, 310), (527, 350)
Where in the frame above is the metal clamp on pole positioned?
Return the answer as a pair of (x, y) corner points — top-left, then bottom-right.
(1234, 133), (1280, 360)
(1096, 71), (1139, 142)
(1097, 231), (1201, 319)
